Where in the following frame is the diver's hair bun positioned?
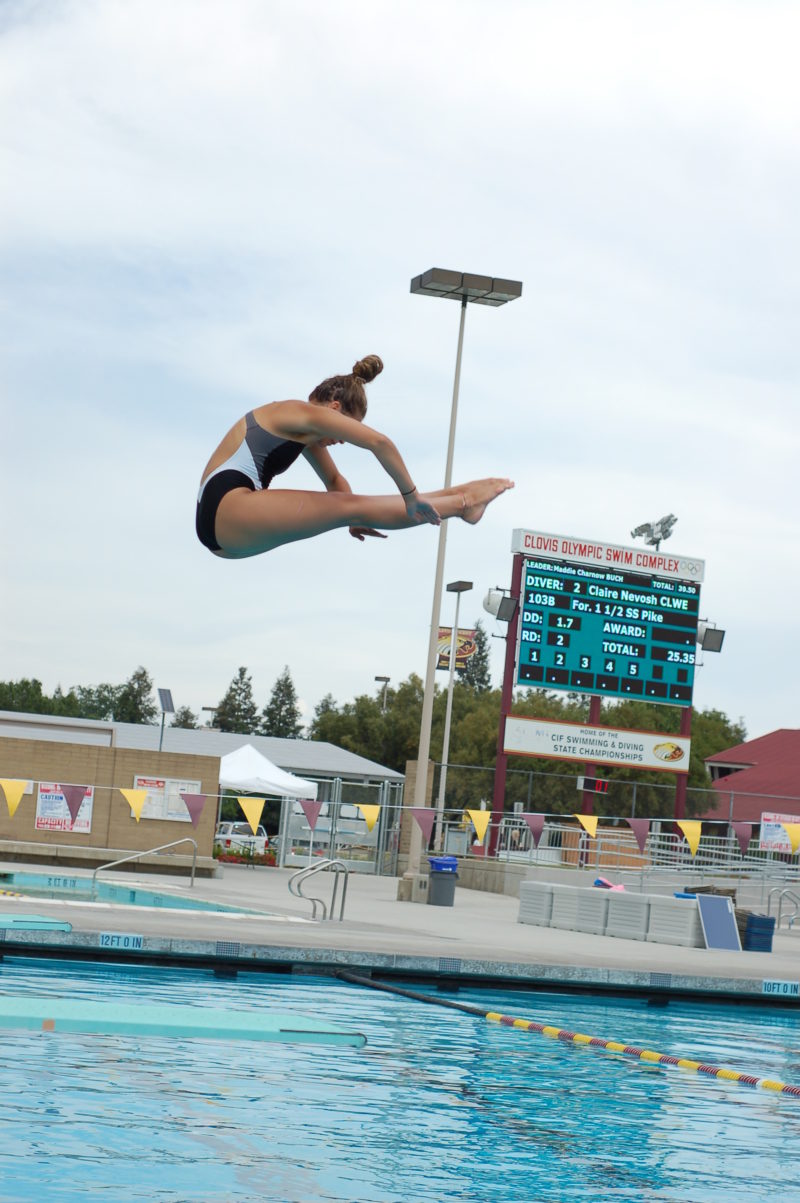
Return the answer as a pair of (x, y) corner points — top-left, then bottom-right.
(352, 354), (383, 383)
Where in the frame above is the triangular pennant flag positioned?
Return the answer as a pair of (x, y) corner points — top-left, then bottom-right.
(410, 808), (435, 843)
(60, 784), (89, 825)
(677, 819), (702, 858)
(731, 822), (752, 858)
(238, 797), (266, 836)
(356, 804), (380, 833)
(300, 799), (323, 831)
(180, 792), (207, 828)
(626, 818), (651, 854)
(467, 809), (491, 845)
(575, 814), (598, 839)
(120, 788), (148, 822)
(0, 779), (28, 819)
(520, 813), (545, 847)
(780, 823), (800, 855)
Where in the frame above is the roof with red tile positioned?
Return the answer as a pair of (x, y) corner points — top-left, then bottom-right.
(702, 729), (800, 823)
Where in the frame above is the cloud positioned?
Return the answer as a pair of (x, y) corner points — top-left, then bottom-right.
(1, 0), (798, 740)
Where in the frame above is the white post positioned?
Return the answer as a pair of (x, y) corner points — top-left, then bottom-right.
(434, 589), (462, 851)
(407, 298), (468, 876)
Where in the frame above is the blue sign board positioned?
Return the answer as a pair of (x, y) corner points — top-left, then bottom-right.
(515, 556), (701, 707)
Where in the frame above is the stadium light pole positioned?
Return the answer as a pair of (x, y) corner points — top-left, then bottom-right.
(407, 269), (522, 876)
(374, 675), (390, 713)
(434, 580), (473, 850)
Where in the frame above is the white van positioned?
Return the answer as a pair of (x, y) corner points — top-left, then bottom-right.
(215, 822), (269, 855)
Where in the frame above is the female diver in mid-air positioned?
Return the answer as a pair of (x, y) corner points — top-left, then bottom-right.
(195, 354), (513, 558)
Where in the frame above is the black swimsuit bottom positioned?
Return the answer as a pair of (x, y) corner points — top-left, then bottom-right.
(195, 470), (255, 552)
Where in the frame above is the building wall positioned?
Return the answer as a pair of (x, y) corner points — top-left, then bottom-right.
(0, 738), (220, 857)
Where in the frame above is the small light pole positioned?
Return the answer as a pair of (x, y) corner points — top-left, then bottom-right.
(374, 676), (390, 713)
(435, 580), (472, 850)
(157, 688), (175, 752)
(407, 269), (522, 875)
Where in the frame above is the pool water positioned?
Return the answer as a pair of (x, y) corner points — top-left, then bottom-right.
(0, 958), (799, 1202)
(0, 870), (252, 913)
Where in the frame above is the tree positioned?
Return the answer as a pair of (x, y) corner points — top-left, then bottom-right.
(260, 666), (303, 738)
(74, 682), (123, 721)
(114, 667), (158, 724)
(459, 620), (491, 692)
(171, 705), (199, 729)
(215, 667), (259, 734)
(0, 678), (50, 714)
(50, 685), (82, 716)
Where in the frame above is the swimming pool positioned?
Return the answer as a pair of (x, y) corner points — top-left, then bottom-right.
(0, 870), (253, 913)
(0, 957), (799, 1202)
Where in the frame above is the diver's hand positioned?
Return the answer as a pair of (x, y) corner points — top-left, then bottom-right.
(405, 493), (441, 526)
(349, 526), (388, 541)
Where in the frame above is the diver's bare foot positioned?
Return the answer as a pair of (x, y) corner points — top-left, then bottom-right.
(462, 478), (514, 525)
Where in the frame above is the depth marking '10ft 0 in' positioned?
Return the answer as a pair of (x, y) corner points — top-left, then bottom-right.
(515, 557), (701, 706)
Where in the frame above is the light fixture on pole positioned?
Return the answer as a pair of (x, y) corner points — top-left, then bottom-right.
(484, 588), (519, 624)
(630, 514), (678, 552)
(407, 268), (522, 875)
(435, 580), (472, 850)
(374, 675), (390, 713)
(157, 688), (175, 752)
(697, 621), (726, 654)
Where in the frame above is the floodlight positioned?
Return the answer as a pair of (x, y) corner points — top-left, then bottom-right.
(496, 596), (518, 622)
(698, 624), (726, 653)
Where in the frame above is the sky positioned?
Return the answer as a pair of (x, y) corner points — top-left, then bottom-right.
(2, 0), (798, 742)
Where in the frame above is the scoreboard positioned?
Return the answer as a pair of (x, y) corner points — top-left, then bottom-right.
(515, 556), (701, 707)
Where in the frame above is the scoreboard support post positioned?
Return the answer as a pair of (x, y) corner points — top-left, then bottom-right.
(580, 695), (603, 815)
(489, 553), (524, 856)
(672, 706), (693, 826)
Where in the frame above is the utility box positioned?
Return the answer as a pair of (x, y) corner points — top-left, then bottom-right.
(411, 873), (430, 904)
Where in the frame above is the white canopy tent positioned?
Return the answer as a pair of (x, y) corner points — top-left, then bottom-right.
(218, 744), (318, 799)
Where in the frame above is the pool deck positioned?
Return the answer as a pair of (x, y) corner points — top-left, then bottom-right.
(1, 861), (798, 1004)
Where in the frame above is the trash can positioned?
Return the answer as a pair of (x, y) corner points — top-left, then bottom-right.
(428, 856), (458, 907)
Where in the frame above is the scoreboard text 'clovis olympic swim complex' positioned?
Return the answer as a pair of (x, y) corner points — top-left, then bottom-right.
(510, 529), (706, 709)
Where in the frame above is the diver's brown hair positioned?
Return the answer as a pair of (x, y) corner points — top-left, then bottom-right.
(309, 354), (383, 419)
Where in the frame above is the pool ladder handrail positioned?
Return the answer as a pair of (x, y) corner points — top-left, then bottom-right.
(768, 886), (800, 930)
(288, 859), (349, 921)
(91, 838), (198, 899)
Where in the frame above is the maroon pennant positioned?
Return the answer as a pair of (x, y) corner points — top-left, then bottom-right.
(60, 784), (88, 825)
(410, 808), (435, 844)
(521, 812), (545, 847)
(626, 818), (651, 854)
(731, 822), (752, 857)
(179, 792), (207, 828)
(300, 799), (323, 831)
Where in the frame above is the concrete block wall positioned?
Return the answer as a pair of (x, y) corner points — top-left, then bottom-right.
(0, 737), (220, 858)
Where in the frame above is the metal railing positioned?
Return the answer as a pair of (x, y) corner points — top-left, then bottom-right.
(91, 838), (198, 898)
(768, 887), (800, 930)
(288, 858), (349, 921)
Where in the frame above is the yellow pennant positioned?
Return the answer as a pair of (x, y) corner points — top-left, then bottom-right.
(574, 814), (599, 839)
(780, 823), (800, 855)
(356, 804), (380, 833)
(467, 809), (491, 845)
(238, 797), (266, 835)
(0, 779), (28, 819)
(119, 788), (149, 822)
(677, 819), (702, 858)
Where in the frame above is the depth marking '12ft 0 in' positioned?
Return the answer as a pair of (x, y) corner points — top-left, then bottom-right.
(516, 557), (701, 706)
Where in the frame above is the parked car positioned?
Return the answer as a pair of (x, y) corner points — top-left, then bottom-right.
(214, 822), (269, 856)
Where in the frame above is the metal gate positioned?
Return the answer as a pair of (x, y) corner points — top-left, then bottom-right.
(277, 778), (403, 875)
